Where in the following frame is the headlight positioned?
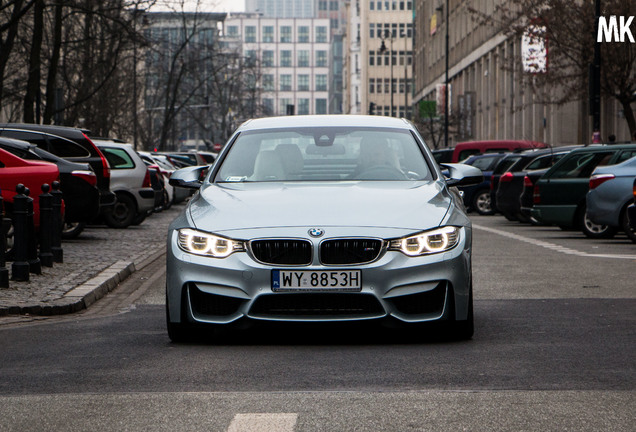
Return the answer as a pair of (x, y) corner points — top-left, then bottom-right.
(389, 226), (460, 256)
(177, 228), (244, 258)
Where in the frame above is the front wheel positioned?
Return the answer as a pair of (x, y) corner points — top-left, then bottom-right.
(62, 221), (86, 239)
(104, 194), (137, 229)
(578, 207), (617, 239)
(472, 190), (494, 215)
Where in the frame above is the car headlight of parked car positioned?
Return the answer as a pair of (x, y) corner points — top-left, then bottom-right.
(389, 226), (461, 256)
(177, 228), (244, 258)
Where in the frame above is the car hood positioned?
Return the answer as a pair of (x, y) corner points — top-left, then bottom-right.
(188, 181), (452, 233)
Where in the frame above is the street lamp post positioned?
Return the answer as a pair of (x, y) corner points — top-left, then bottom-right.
(379, 30), (394, 117)
(437, 1), (450, 148)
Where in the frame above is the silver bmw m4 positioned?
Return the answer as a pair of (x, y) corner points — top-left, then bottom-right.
(166, 115), (482, 341)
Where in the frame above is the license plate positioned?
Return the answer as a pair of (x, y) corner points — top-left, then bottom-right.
(272, 270), (361, 291)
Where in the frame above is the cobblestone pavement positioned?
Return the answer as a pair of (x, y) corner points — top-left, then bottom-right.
(0, 202), (185, 315)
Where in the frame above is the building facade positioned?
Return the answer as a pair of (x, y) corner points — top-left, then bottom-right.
(414, 0), (633, 147)
(225, 14), (331, 116)
(345, 1), (414, 118)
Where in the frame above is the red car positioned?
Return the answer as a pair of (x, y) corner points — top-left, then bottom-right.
(0, 147), (60, 228)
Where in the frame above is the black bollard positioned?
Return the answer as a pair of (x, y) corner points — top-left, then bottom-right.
(11, 184), (30, 281)
(50, 181), (63, 263)
(39, 184), (54, 267)
(25, 187), (42, 275)
(0, 188), (9, 288)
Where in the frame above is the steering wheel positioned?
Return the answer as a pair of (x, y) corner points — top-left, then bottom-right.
(356, 165), (408, 180)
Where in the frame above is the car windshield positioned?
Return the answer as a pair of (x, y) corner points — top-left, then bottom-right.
(214, 127), (433, 182)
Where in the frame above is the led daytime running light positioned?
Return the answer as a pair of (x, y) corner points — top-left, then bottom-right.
(390, 226), (460, 256)
(177, 228), (243, 258)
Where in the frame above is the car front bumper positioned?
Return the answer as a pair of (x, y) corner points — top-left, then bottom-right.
(166, 227), (473, 326)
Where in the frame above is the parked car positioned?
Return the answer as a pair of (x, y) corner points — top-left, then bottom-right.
(0, 123), (116, 237)
(165, 115), (483, 342)
(627, 178), (636, 234)
(138, 151), (192, 205)
(451, 140), (547, 163)
(0, 147), (59, 229)
(586, 155), (636, 243)
(494, 146), (581, 221)
(94, 140), (156, 228)
(531, 144), (636, 238)
(432, 148), (454, 164)
(159, 151), (207, 167)
(0, 136), (99, 238)
(458, 153), (508, 215)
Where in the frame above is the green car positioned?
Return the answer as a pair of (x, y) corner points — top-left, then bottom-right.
(531, 144), (636, 238)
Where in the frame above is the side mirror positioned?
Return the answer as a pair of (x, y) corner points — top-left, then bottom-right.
(440, 163), (484, 187)
(169, 165), (208, 189)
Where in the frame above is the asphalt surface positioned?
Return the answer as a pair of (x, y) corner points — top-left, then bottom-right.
(0, 213), (634, 431)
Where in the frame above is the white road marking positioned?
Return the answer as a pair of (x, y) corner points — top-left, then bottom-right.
(472, 224), (636, 260)
(228, 413), (297, 432)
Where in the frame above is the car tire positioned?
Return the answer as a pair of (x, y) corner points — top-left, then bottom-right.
(104, 194), (137, 229)
(472, 190), (494, 215)
(162, 189), (172, 210)
(621, 206), (636, 243)
(578, 206), (617, 239)
(62, 221), (86, 239)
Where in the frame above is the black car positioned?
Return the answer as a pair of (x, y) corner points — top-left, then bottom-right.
(458, 152), (508, 215)
(495, 146), (581, 222)
(0, 137), (100, 238)
(0, 124), (116, 230)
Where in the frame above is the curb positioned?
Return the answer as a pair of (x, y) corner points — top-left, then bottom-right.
(0, 248), (165, 317)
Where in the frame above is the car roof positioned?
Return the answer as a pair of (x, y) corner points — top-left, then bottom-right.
(0, 123), (90, 137)
(237, 115), (413, 131)
(0, 136), (36, 150)
(93, 140), (133, 149)
(568, 144), (636, 153)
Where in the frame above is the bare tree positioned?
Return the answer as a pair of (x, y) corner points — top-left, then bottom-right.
(468, 0), (636, 137)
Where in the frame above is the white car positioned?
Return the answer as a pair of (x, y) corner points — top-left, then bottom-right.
(94, 140), (156, 228)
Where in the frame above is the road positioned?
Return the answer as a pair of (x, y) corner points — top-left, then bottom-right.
(0, 215), (634, 431)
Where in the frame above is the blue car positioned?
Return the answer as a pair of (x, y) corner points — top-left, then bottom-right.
(586, 155), (636, 243)
(459, 153), (508, 215)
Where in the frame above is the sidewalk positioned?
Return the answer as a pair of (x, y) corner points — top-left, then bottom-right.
(0, 202), (184, 316)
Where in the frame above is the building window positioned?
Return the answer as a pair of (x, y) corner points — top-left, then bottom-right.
(316, 50), (328, 67)
(281, 26), (292, 43)
(315, 74), (327, 91)
(370, 1), (374, 10)
(370, 23), (375, 38)
(263, 98), (274, 115)
(245, 26), (256, 43)
(316, 98), (327, 114)
(298, 26), (310, 43)
(280, 98), (292, 115)
(318, 0), (327, 10)
(227, 26), (239, 37)
(316, 26), (328, 43)
(369, 78), (375, 94)
(262, 50), (274, 67)
(280, 74), (292, 91)
(263, 74), (274, 91)
(369, 51), (375, 66)
(263, 26), (274, 42)
(298, 50), (310, 67)
(298, 98), (310, 115)
(298, 74), (310, 91)
(281, 50), (292, 67)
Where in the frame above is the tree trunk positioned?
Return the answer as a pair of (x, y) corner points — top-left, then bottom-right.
(43, 0), (65, 124)
(23, 0), (45, 123)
